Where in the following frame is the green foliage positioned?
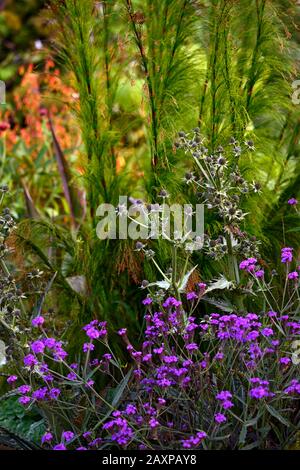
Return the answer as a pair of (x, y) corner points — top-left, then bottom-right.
(0, 396), (45, 443)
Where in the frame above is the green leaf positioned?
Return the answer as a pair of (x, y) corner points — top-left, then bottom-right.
(111, 368), (132, 408)
(266, 405), (291, 427)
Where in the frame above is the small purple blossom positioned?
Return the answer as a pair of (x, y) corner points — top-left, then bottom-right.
(24, 354), (38, 368)
(7, 375), (18, 384)
(62, 431), (75, 442)
(281, 247), (293, 264)
(18, 396), (31, 405)
(288, 271), (298, 280)
(214, 413), (227, 424)
(18, 385), (31, 394)
(41, 432), (53, 444)
(288, 198), (298, 205)
(32, 316), (45, 327)
(53, 443), (67, 450)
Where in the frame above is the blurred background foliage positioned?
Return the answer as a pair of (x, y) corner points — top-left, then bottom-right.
(0, 0), (47, 86)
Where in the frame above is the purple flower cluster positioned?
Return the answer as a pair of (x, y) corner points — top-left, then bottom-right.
(102, 414), (134, 446)
(11, 246), (300, 451)
(281, 247), (293, 264)
(182, 431), (206, 449)
(249, 378), (273, 399)
(83, 320), (107, 340)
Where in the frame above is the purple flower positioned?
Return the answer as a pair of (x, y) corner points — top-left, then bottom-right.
(62, 431), (74, 442)
(255, 269), (264, 278)
(32, 387), (48, 400)
(32, 316), (45, 327)
(49, 388), (61, 399)
(288, 271), (298, 280)
(214, 413), (227, 424)
(261, 327), (273, 337)
(163, 355), (178, 364)
(31, 340), (45, 354)
(288, 198), (298, 205)
(83, 342), (95, 352)
(216, 390), (232, 401)
(186, 343), (198, 352)
(7, 375), (18, 384)
(67, 371), (77, 381)
(222, 400), (234, 409)
(149, 417), (159, 428)
(268, 310), (277, 318)
(43, 338), (57, 349)
(249, 386), (269, 399)
(279, 357), (291, 365)
(53, 443), (67, 450)
(41, 432), (53, 444)
(85, 327), (100, 339)
(182, 431), (206, 449)
(214, 352), (224, 361)
(162, 297), (181, 308)
(125, 404), (137, 415)
(281, 247), (293, 263)
(239, 258), (257, 271)
(187, 292), (197, 301)
(24, 354), (38, 368)
(142, 297), (153, 305)
(118, 328), (127, 336)
(18, 385), (31, 394)
(198, 282), (207, 291)
(18, 396), (31, 405)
